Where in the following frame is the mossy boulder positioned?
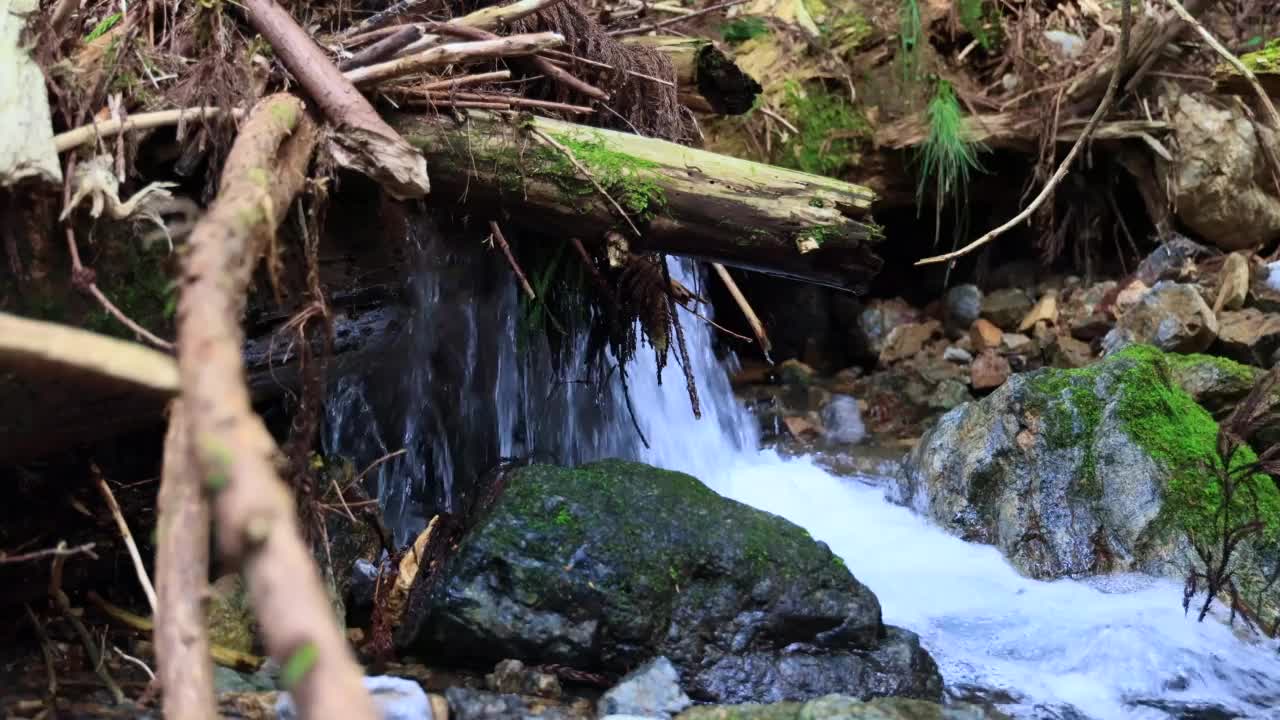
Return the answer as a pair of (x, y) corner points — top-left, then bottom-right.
(401, 460), (941, 704)
(899, 345), (1280, 582)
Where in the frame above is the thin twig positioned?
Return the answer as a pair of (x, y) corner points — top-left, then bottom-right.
(711, 263), (772, 358)
(54, 108), (241, 153)
(1, 541), (97, 565)
(489, 222), (538, 301)
(418, 70), (512, 90)
(530, 128), (644, 237)
(1159, 0), (1280, 132)
(93, 464), (157, 613)
(24, 605), (58, 707)
(51, 556), (125, 705)
(113, 646), (156, 682)
(758, 107), (799, 135)
(608, 0), (750, 36)
(916, 0), (1133, 266)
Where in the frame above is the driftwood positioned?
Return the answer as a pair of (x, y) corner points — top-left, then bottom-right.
(391, 111), (882, 289)
(172, 94), (376, 719)
(241, 0), (430, 200)
(621, 36), (760, 115)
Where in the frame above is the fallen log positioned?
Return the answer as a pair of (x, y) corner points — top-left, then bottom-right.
(876, 113), (1171, 152)
(620, 36), (761, 115)
(390, 111), (882, 289)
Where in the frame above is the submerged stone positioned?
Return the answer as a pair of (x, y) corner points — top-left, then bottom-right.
(677, 694), (1004, 720)
(402, 460), (941, 704)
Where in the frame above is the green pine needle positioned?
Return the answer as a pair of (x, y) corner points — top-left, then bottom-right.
(916, 80), (984, 219)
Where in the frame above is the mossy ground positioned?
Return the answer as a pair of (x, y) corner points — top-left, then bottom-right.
(779, 83), (871, 176)
(1239, 38), (1280, 73)
(1024, 345), (1280, 546)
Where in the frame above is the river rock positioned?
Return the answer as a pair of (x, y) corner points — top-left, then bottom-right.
(879, 321), (942, 366)
(1215, 251), (1251, 311)
(969, 319), (1003, 352)
(402, 460), (942, 705)
(599, 657), (692, 718)
(970, 350), (1010, 391)
(1047, 334), (1094, 369)
(776, 359), (816, 386)
(854, 299), (921, 361)
(485, 659), (561, 698)
(821, 394), (867, 445)
(981, 289), (1034, 331)
(1060, 281), (1117, 340)
(943, 284), (983, 334)
(208, 574), (256, 653)
(677, 695), (1002, 720)
(445, 687), (590, 720)
(1159, 90), (1280, 251)
(1134, 234), (1214, 286)
(1214, 308), (1280, 366)
(899, 345), (1274, 579)
(1102, 282), (1218, 355)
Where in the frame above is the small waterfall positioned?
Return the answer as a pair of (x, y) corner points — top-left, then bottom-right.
(326, 234), (1280, 718)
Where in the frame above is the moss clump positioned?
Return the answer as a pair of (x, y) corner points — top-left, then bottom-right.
(1239, 38), (1280, 73)
(540, 132), (666, 221)
(1025, 345), (1280, 540)
(721, 17), (770, 44)
(957, 0), (1002, 50)
(83, 241), (176, 339)
(778, 84), (870, 176)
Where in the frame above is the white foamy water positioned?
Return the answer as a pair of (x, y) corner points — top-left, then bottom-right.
(615, 260), (1280, 719)
(332, 251), (1280, 718)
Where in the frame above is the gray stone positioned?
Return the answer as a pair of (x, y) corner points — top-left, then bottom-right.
(403, 461), (942, 705)
(1215, 308), (1280, 366)
(676, 695), (1004, 720)
(445, 688), (589, 720)
(599, 657), (692, 718)
(1134, 234), (1214, 287)
(821, 395), (867, 445)
(854, 299), (921, 361)
(277, 676), (431, 720)
(942, 284), (983, 334)
(1103, 282), (1218, 355)
(943, 347), (973, 364)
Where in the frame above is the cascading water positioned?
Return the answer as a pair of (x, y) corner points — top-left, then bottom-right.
(327, 245), (1280, 719)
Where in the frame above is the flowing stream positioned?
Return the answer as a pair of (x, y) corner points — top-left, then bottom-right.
(328, 251), (1280, 719)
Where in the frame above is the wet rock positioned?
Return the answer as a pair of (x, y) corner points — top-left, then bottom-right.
(1135, 234), (1214, 286)
(970, 350), (1011, 391)
(981, 289), (1035, 331)
(943, 285), (983, 334)
(485, 659), (561, 699)
(927, 379), (972, 411)
(445, 687), (590, 720)
(1061, 282), (1117, 340)
(1113, 280), (1150, 316)
(404, 460), (941, 705)
(943, 347), (973, 364)
(783, 414), (824, 442)
(277, 676), (431, 720)
(899, 345), (1277, 580)
(599, 657), (692, 718)
(776, 359), (816, 386)
(1159, 91), (1280, 251)
(969, 319), (1004, 353)
(854, 299), (921, 361)
(879, 321), (942, 366)
(1103, 282), (1218, 355)
(677, 695), (1002, 720)
(1215, 308), (1280, 366)
(821, 395), (867, 445)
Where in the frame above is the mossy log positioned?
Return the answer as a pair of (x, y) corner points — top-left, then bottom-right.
(620, 36), (761, 115)
(390, 112), (882, 290)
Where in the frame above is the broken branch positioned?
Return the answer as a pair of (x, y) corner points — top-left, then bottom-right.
(174, 93), (377, 719)
(344, 33), (566, 87)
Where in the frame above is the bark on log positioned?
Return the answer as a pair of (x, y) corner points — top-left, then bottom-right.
(154, 400), (216, 720)
(174, 94), (377, 720)
(241, 0), (430, 200)
(620, 36), (760, 115)
(390, 112), (882, 289)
